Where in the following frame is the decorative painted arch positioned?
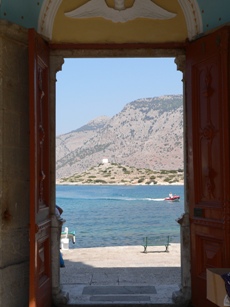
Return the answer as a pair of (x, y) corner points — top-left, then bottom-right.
(38, 0), (202, 41)
(178, 0), (203, 40)
(38, 0), (62, 40)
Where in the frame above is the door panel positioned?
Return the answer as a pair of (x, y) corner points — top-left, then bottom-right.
(186, 26), (230, 307)
(29, 29), (51, 307)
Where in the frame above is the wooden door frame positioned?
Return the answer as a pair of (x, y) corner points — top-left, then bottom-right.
(29, 29), (52, 307)
(186, 26), (230, 307)
(48, 55), (70, 305)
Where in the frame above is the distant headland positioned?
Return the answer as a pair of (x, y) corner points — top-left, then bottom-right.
(57, 162), (184, 186)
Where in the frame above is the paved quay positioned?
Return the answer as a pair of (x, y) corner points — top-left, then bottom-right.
(60, 244), (181, 306)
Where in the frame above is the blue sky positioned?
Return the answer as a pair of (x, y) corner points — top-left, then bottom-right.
(56, 58), (182, 135)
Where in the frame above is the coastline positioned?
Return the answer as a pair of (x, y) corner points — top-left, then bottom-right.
(56, 181), (184, 186)
(57, 163), (184, 186)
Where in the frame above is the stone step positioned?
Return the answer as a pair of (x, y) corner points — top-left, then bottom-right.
(59, 285), (181, 306)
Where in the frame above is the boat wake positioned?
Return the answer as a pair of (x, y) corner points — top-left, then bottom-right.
(146, 198), (165, 201)
(59, 195), (172, 202)
(75, 196), (167, 201)
(100, 197), (165, 201)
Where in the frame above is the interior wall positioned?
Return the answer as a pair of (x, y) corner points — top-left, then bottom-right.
(0, 21), (30, 307)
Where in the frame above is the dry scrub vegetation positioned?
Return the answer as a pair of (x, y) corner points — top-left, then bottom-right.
(58, 163), (184, 185)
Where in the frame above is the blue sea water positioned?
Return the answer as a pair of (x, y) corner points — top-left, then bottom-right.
(56, 185), (184, 249)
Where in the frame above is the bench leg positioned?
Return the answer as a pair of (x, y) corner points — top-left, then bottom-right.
(144, 246), (147, 253)
(165, 245), (169, 252)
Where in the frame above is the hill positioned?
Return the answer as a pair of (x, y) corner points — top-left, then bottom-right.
(56, 95), (183, 180)
(58, 162), (184, 185)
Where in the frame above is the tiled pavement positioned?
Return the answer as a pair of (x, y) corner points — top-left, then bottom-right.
(59, 245), (181, 306)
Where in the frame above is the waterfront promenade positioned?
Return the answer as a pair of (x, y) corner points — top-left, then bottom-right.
(60, 243), (181, 305)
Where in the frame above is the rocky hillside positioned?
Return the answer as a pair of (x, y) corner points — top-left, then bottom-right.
(56, 95), (183, 179)
(58, 162), (184, 185)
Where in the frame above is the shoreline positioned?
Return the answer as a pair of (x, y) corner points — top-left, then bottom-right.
(57, 163), (184, 186)
(56, 182), (184, 186)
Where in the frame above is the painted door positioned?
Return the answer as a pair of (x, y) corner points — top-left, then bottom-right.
(28, 29), (51, 307)
(186, 26), (230, 306)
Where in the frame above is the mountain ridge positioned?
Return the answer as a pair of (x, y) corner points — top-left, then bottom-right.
(56, 94), (183, 179)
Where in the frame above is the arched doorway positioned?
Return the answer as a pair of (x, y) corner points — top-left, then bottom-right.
(30, 2), (230, 307)
(55, 56), (186, 305)
(47, 47), (189, 306)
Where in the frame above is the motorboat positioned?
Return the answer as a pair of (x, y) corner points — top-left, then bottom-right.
(164, 193), (180, 202)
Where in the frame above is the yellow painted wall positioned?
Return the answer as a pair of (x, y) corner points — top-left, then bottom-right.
(52, 0), (187, 44)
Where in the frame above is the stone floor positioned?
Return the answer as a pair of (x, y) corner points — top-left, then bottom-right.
(59, 244), (181, 306)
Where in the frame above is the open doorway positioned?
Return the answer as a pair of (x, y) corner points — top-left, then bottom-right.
(53, 57), (188, 304)
(55, 57), (183, 246)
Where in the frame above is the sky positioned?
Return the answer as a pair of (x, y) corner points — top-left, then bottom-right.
(56, 58), (183, 135)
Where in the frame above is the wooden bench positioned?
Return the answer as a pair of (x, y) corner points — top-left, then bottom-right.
(142, 235), (171, 253)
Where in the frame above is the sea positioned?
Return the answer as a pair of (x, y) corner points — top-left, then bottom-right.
(56, 184), (184, 249)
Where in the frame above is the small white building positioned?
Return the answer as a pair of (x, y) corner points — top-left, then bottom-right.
(102, 158), (109, 164)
